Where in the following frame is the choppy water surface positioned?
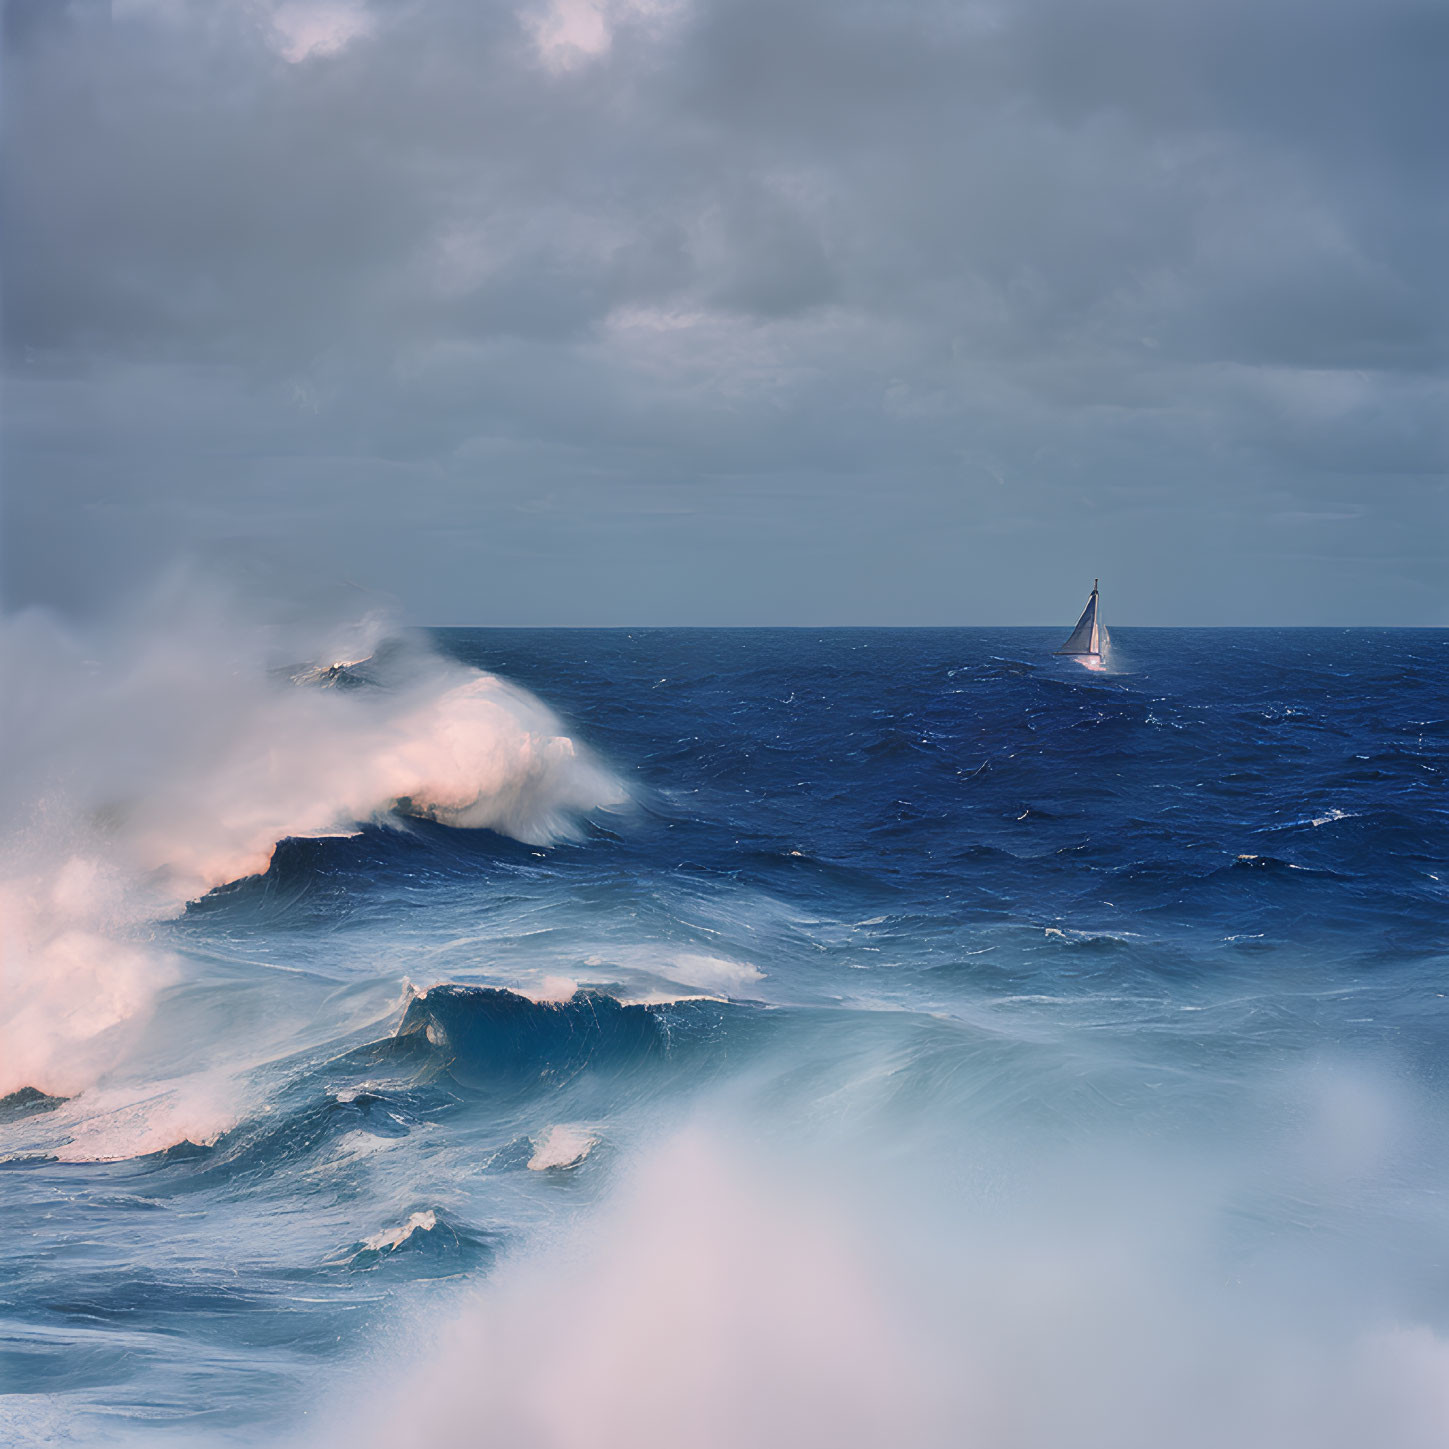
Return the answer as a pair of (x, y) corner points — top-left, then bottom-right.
(3, 626), (1447, 1447)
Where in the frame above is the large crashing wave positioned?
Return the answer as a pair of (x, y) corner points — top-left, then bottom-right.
(0, 580), (627, 1098)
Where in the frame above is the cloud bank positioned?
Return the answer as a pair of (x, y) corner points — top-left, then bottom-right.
(3, 0), (1445, 622)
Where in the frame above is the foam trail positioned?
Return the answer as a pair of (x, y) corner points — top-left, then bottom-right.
(0, 574), (626, 1098)
(581, 947), (765, 997)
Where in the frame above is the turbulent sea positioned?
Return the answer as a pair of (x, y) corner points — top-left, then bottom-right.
(3, 620), (1448, 1447)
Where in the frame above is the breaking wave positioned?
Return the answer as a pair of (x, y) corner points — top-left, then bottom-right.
(0, 578), (626, 1098)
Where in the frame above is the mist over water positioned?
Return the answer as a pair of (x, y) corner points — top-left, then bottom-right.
(2, 602), (1447, 1446)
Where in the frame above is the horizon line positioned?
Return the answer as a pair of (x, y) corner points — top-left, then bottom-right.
(424, 622), (1447, 631)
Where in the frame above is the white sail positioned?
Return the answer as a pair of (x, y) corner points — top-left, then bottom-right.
(1056, 581), (1103, 656)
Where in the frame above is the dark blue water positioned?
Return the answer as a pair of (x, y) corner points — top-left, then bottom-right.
(3, 628), (1447, 1448)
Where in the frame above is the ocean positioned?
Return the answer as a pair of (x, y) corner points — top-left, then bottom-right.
(3, 622), (1447, 1447)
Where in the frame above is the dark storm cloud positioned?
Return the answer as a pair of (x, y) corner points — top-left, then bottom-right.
(2, 0), (1445, 621)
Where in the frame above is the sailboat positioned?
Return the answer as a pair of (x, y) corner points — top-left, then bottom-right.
(1056, 579), (1108, 667)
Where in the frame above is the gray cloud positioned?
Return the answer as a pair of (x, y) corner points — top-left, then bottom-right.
(3, 0), (1445, 622)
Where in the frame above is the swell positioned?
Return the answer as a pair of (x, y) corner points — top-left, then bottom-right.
(393, 985), (747, 1096)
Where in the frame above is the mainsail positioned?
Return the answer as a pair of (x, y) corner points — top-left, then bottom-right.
(1056, 580), (1105, 657)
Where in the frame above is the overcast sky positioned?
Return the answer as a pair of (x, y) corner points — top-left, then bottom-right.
(3, 0), (1446, 624)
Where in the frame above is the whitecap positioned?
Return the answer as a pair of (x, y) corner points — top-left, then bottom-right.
(360, 1210), (437, 1253)
(528, 1124), (597, 1171)
(49, 1074), (240, 1163)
